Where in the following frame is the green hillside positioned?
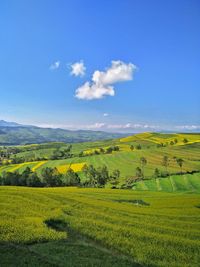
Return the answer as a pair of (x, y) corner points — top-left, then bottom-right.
(1, 133), (200, 186)
(0, 186), (200, 267)
(0, 125), (124, 145)
(134, 173), (200, 193)
(1, 132), (200, 266)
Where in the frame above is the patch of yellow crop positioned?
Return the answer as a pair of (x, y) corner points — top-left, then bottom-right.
(32, 161), (47, 172)
(84, 149), (98, 154)
(119, 144), (132, 151)
(120, 132), (153, 142)
(8, 162), (33, 172)
(57, 162), (86, 174)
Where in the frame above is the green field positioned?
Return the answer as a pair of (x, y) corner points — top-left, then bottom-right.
(1, 133), (200, 184)
(0, 186), (200, 267)
(1, 132), (200, 266)
(134, 173), (200, 192)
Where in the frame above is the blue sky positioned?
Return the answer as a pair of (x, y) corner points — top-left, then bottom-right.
(0, 0), (199, 132)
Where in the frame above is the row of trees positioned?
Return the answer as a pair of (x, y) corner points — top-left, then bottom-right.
(0, 164), (120, 188)
(50, 145), (73, 160)
(130, 144), (142, 150)
(0, 144), (121, 165)
(124, 155), (185, 188)
(0, 167), (80, 187)
(82, 164), (120, 187)
(79, 146), (120, 157)
(0, 145), (74, 166)
(157, 138), (188, 148)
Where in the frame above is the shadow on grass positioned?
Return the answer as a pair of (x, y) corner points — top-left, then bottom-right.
(43, 217), (153, 267)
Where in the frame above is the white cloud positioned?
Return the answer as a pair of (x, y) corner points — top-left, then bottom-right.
(103, 113), (109, 117)
(175, 125), (200, 130)
(107, 123), (132, 129)
(71, 60), (86, 77)
(92, 60), (135, 85)
(85, 122), (105, 129)
(75, 82), (115, 100)
(50, 61), (60, 70)
(75, 60), (137, 100)
(107, 123), (160, 130)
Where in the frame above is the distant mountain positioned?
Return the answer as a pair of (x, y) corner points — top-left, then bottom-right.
(0, 120), (125, 145)
(0, 120), (22, 127)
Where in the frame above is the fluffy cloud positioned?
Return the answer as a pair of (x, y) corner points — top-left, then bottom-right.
(175, 125), (200, 130)
(107, 123), (160, 130)
(103, 113), (109, 117)
(85, 122), (105, 129)
(75, 82), (114, 100)
(71, 60), (86, 77)
(50, 61), (60, 70)
(75, 60), (137, 100)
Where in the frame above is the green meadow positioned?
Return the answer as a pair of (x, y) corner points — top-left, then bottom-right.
(0, 186), (200, 267)
(1, 133), (200, 183)
(0, 132), (200, 266)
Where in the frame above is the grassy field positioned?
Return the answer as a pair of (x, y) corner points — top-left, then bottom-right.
(1, 133), (200, 183)
(1, 133), (200, 266)
(134, 173), (200, 192)
(0, 186), (200, 267)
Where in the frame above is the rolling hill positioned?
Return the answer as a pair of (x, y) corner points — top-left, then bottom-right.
(1, 132), (200, 188)
(0, 132), (200, 266)
(0, 120), (125, 145)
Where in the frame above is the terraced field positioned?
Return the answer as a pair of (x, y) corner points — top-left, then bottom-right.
(134, 173), (200, 192)
(0, 186), (200, 267)
(120, 132), (200, 145)
(1, 133), (200, 185)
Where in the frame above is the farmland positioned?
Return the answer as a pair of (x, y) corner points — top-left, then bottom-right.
(0, 132), (200, 185)
(0, 132), (200, 266)
(0, 186), (200, 266)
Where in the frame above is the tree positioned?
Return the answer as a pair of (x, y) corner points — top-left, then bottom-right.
(176, 158), (184, 173)
(140, 157), (147, 178)
(183, 138), (188, 144)
(82, 164), (89, 174)
(20, 167), (32, 185)
(113, 146), (120, 151)
(41, 167), (62, 187)
(94, 150), (100, 155)
(50, 149), (63, 160)
(112, 169), (120, 180)
(110, 169), (120, 187)
(125, 177), (135, 188)
(106, 147), (113, 154)
(83, 164), (98, 187)
(99, 148), (105, 154)
(135, 167), (143, 180)
(63, 168), (80, 186)
(130, 145), (134, 151)
(96, 165), (109, 187)
(82, 164), (110, 188)
(162, 155), (169, 173)
(174, 138), (178, 144)
(170, 141), (174, 145)
(136, 144), (142, 150)
(154, 168), (160, 178)
(26, 173), (42, 187)
(79, 151), (84, 157)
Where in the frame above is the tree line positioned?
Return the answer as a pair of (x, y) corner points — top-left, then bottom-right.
(124, 155), (185, 188)
(0, 164), (120, 188)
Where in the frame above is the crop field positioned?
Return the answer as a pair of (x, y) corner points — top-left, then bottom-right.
(1, 133), (200, 266)
(134, 173), (200, 192)
(0, 133), (200, 186)
(120, 132), (200, 145)
(1, 147), (200, 182)
(0, 186), (200, 267)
